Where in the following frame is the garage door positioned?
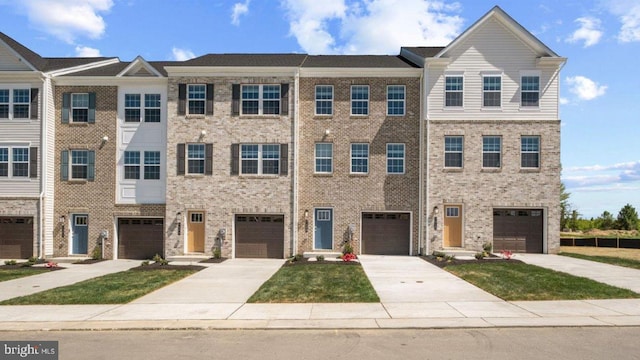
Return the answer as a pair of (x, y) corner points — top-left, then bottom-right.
(493, 209), (543, 253)
(362, 212), (410, 255)
(0, 217), (33, 259)
(118, 218), (164, 259)
(235, 215), (284, 258)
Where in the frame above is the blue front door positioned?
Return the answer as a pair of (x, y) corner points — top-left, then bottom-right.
(314, 209), (333, 250)
(72, 214), (88, 254)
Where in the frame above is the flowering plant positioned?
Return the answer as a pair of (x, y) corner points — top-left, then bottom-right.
(44, 261), (58, 268)
(342, 253), (357, 262)
(500, 250), (513, 260)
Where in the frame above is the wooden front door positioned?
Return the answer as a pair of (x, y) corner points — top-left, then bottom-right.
(444, 205), (462, 247)
(187, 211), (205, 253)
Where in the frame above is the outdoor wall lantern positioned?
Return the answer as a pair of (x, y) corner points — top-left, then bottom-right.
(219, 228), (226, 241)
(176, 212), (182, 235)
(59, 215), (66, 239)
(304, 210), (309, 232)
(433, 206), (439, 231)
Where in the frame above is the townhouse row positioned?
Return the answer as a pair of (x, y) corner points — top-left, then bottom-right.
(0, 7), (564, 260)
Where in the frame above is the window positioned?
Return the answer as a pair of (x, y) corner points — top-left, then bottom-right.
(0, 90), (8, 118)
(0, 147), (30, 178)
(0, 88), (36, 120)
(242, 84), (281, 115)
(482, 136), (501, 168)
(445, 76), (463, 107)
(315, 85), (333, 115)
(521, 75), (540, 107)
(71, 93), (89, 122)
(351, 143), (369, 174)
(12, 89), (30, 119)
(483, 76), (501, 107)
(240, 144), (280, 175)
(351, 85), (369, 115)
(0, 148), (7, 177)
(187, 84), (206, 115)
(521, 136), (540, 168)
(315, 143), (333, 173)
(446, 207), (459, 217)
(387, 143), (405, 174)
(144, 94), (161, 122)
(144, 151), (161, 179)
(124, 151), (140, 179)
(444, 136), (463, 168)
(71, 150), (89, 179)
(187, 144), (205, 174)
(124, 94), (140, 122)
(387, 85), (405, 116)
(125, 93), (161, 122)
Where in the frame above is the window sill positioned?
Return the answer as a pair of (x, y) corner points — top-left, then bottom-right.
(349, 173), (369, 177)
(443, 107), (464, 111)
(386, 172), (405, 175)
(0, 177), (32, 182)
(481, 168), (501, 173)
(68, 122), (89, 127)
(443, 168), (463, 173)
(350, 115), (369, 118)
(313, 115), (333, 119)
(0, 119), (33, 123)
(519, 107), (541, 111)
(520, 168), (541, 173)
(237, 115), (283, 119)
(313, 173), (333, 177)
(184, 174), (206, 178)
(238, 174), (281, 179)
(185, 115), (206, 120)
(480, 107), (502, 112)
(67, 179), (88, 184)
(386, 114), (406, 118)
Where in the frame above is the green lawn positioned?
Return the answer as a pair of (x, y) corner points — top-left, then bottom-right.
(0, 268), (198, 305)
(248, 263), (379, 303)
(560, 252), (640, 270)
(444, 261), (640, 301)
(0, 268), (50, 282)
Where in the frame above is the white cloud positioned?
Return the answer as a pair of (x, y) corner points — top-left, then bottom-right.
(14, 0), (113, 44)
(75, 45), (101, 57)
(605, 0), (640, 42)
(281, 0), (463, 54)
(231, 0), (250, 26)
(565, 76), (607, 101)
(563, 161), (640, 190)
(171, 47), (196, 61)
(565, 17), (602, 47)
(559, 97), (569, 105)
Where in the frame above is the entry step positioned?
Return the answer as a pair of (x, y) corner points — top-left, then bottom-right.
(303, 252), (343, 259)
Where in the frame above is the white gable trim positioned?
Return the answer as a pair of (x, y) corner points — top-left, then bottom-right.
(117, 56), (163, 77)
(46, 58), (121, 77)
(0, 38), (38, 71)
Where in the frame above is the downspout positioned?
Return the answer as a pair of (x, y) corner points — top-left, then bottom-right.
(37, 75), (48, 259)
(424, 62), (431, 257)
(417, 70), (424, 255)
(292, 68), (300, 257)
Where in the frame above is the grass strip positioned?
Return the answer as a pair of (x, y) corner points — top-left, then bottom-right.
(560, 252), (640, 270)
(0, 268), (50, 282)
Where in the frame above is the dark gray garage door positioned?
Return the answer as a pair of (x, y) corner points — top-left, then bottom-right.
(0, 217), (33, 259)
(118, 218), (164, 259)
(493, 209), (543, 253)
(362, 212), (410, 255)
(235, 215), (284, 258)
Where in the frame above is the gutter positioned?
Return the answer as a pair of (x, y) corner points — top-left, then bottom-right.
(292, 69), (300, 257)
(418, 70), (424, 255)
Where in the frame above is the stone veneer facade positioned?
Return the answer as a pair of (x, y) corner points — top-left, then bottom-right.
(164, 76), (294, 258)
(297, 77), (421, 254)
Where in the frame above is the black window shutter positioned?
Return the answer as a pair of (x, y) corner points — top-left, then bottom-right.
(205, 143), (213, 175)
(88, 92), (96, 123)
(177, 144), (185, 175)
(231, 84), (240, 116)
(178, 84), (186, 115)
(62, 93), (70, 123)
(30, 88), (38, 120)
(280, 143), (288, 176)
(230, 144), (239, 175)
(281, 84), (289, 116)
(60, 150), (68, 181)
(29, 147), (37, 178)
(87, 150), (95, 181)
(206, 84), (214, 115)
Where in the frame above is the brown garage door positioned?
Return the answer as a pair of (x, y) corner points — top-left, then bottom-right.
(362, 213), (410, 255)
(118, 218), (164, 259)
(0, 217), (33, 259)
(235, 215), (284, 258)
(493, 209), (543, 253)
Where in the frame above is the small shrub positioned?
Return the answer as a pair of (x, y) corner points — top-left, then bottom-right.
(212, 247), (222, 259)
(343, 242), (354, 255)
(91, 246), (102, 260)
(483, 242), (493, 253)
(152, 253), (169, 265)
(140, 260), (150, 266)
(432, 250), (446, 258)
(475, 252), (485, 260)
(445, 254), (455, 262)
(316, 255), (325, 261)
(4, 260), (17, 266)
(27, 256), (38, 264)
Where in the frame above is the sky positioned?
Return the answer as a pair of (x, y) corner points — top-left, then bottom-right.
(0, 0), (638, 218)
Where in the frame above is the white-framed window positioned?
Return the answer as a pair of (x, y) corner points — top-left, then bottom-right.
(483, 75), (501, 107)
(12, 89), (30, 119)
(144, 94), (161, 122)
(71, 150), (89, 179)
(0, 89), (8, 119)
(521, 73), (540, 107)
(0, 88), (34, 120)
(124, 94), (141, 122)
(521, 136), (540, 168)
(315, 85), (333, 115)
(445, 76), (463, 107)
(317, 209), (331, 221)
(351, 85), (369, 115)
(144, 151), (161, 179)
(446, 207), (459, 217)
(241, 84), (281, 115)
(187, 84), (206, 115)
(124, 93), (162, 122)
(444, 136), (463, 168)
(482, 136), (501, 168)
(124, 151), (140, 179)
(386, 143), (405, 174)
(350, 143), (369, 174)
(187, 144), (205, 174)
(71, 93), (89, 123)
(240, 144), (280, 175)
(315, 143), (333, 174)
(0, 146), (29, 178)
(387, 85), (405, 116)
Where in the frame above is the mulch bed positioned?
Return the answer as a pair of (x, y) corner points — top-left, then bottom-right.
(199, 258), (228, 264)
(421, 255), (524, 269)
(73, 259), (107, 264)
(0, 264), (65, 271)
(283, 257), (361, 267)
(130, 263), (206, 271)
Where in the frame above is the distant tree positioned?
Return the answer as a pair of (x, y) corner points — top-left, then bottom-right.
(560, 182), (571, 230)
(595, 211), (616, 230)
(566, 209), (580, 231)
(616, 204), (639, 230)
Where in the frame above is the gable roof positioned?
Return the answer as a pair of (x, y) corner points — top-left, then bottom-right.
(117, 56), (163, 77)
(179, 54), (308, 67)
(0, 32), (45, 71)
(301, 55), (418, 68)
(400, 47), (444, 58)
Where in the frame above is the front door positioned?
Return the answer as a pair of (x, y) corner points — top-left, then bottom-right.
(72, 214), (88, 254)
(314, 208), (333, 250)
(444, 205), (462, 247)
(187, 211), (205, 253)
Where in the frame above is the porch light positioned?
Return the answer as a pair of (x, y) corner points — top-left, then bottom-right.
(59, 215), (66, 239)
(176, 212), (182, 235)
